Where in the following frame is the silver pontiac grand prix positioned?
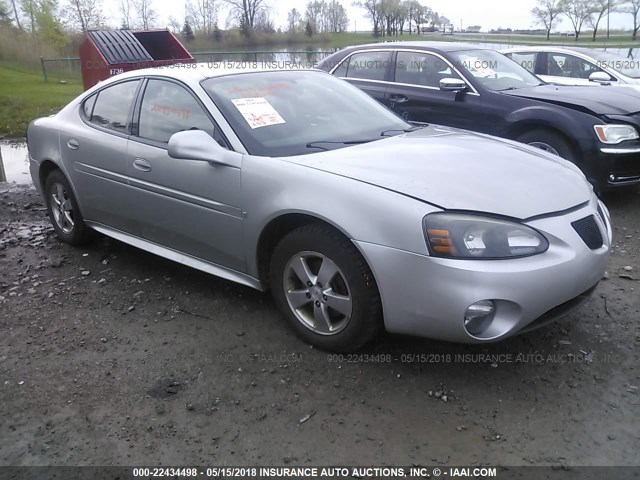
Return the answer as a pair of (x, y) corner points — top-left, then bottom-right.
(27, 65), (612, 351)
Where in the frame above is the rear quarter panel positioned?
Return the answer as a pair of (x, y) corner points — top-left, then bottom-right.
(27, 116), (64, 193)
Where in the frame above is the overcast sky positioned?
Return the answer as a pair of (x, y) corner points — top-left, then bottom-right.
(101, 0), (634, 33)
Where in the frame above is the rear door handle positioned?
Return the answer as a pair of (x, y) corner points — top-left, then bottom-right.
(133, 158), (152, 172)
(389, 94), (408, 103)
(67, 139), (80, 150)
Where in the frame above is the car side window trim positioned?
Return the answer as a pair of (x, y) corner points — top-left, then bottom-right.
(389, 49), (479, 95)
(130, 76), (232, 151)
(79, 78), (144, 140)
(331, 48), (479, 96)
(395, 49), (479, 95)
(530, 50), (620, 82)
(329, 49), (393, 84)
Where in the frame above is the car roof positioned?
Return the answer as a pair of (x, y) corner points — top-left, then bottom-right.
(349, 41), (488, 52)
(107, 63), (318, 85)
(501, 45), (603, 57)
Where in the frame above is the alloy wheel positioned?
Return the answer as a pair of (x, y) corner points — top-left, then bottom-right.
(50, 183), (75, 234)
(283, 251), (353, 335)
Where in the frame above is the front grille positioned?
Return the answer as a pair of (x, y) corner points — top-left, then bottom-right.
(572, 215), (603, 250)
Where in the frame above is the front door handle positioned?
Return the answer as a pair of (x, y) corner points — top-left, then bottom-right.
(67, 139), (80, 150)
(133, 158), (152, 172)
(389, 94), (408, 104)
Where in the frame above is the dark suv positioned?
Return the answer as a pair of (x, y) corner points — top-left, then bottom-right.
(319, 42), (640, 191)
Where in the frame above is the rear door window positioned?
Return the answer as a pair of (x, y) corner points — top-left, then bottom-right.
(508, 52), (538, 74)
(89, 80), (140, 133)
(339, 51), (391, 82)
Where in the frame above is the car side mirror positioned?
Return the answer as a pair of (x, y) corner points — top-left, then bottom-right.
(589, 71), (613, 84)
(440, 78), (468, 92)
(168, 130), (241, 168)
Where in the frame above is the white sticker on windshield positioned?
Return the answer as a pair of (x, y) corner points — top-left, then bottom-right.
(231, 97), (286, 129)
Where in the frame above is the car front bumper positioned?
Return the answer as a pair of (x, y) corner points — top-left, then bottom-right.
(355, 199), (611, 343)
(597, 146), (640, 188)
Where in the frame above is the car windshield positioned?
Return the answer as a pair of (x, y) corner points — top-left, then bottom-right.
(201, 70), (411, 157)
(582, 49), (640, 79)
(449, 49), (542, 91)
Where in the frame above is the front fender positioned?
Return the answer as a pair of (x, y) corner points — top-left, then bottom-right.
(241, 156), (439, 279)
(504, 106), (588, 142)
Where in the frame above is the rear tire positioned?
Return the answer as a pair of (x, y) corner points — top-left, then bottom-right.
(516, 129), (575, 162)
(269, 224), (383, 352)
(44, 169), (94, 245)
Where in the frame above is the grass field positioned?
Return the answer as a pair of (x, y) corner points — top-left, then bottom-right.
(327, 31), (640, 48)
(0, 63), (82, 138)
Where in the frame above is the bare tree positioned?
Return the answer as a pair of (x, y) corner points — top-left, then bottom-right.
(352, 0), (383, 36)
(622, 0), (640, 39)
(168, 15), (181, 32)
(325, 0), (348, 32)
(63, 0), (104, 32)
(120, 0), (132, 28)
(586, 0), (618, 39)
(0, 0), (10, 23)
(302, 1), (349, 34)
(134, 0), (157, 29)
(411, 2), (431, 33)
(287, 7), (302, 32)
(304, 1), (324, 32)
(403, 0), (421, 34)
(7, 0), (22, 29)
(186, 0), (218, 35)
(559, 0), (596, 40)
(253, 8), (273, 32)
(224, 0), (268, 33)
(532, 0), (561, 40)
(20, 0), (37, 33)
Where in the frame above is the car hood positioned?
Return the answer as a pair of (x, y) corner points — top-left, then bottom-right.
(502, 84), (640, 116)
(290, 126), (592, 220)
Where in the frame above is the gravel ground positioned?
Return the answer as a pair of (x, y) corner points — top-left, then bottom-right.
(0, 182), (638, 468)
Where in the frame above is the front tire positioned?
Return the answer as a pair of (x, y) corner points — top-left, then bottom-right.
(44, 169), (94, 245)
(269, 224), (382, 352)
(516, 129), (575, 162)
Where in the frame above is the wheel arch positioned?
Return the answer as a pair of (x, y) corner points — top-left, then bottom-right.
(506, 120), (581, 160)
(38, 160), (88, 220)
(255, 213), (370, 291)
(38, 159), (62, 193)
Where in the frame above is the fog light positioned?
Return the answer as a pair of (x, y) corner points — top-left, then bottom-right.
(464, 300), (496, 336)
(609, 174), (616, 182)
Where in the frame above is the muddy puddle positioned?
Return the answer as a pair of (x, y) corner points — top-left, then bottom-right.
(0, 140), (31, 185)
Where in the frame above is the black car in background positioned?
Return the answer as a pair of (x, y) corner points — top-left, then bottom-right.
(318, 42), (640, 191)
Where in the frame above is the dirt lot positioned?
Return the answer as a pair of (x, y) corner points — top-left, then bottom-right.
(0, 181), (638, 468)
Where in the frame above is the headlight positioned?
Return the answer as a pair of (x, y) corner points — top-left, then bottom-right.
(594, 124), (639, 144)
(424, 213), (549, 260)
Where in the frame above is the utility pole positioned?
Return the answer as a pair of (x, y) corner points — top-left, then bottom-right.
(607, 0), (610, 39)
(0, 147), (6, 183)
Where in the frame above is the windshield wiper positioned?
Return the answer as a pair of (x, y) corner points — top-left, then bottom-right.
(306, 139), (378, 150)
(380, 125), (426, 137)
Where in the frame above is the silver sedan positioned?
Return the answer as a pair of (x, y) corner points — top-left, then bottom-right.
(27, 65), (612, 351)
